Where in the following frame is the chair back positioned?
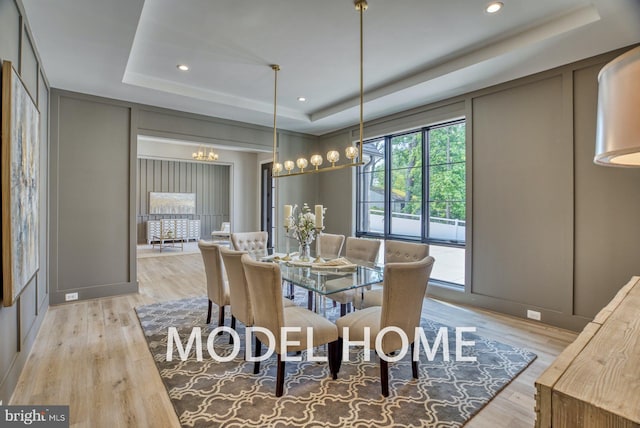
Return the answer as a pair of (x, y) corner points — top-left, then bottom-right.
(319, 233), (345, 259)
(231, 231), (269, 252)
(241, 254), (285, 349)
(380, 256), (435, 353)
(345, 237), (381, 263)
(198, 240), (228, 306)
(384, 240), (429, 263)
(220, 246), (252, 326)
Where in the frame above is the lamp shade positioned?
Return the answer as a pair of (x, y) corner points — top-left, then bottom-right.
(594, 46), (640, 166)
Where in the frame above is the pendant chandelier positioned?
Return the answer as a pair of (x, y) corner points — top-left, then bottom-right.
(272, 0), (367, 178)
(192, 145), (219, 161)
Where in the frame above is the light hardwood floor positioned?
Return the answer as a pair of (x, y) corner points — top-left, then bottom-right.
(11, 253), (577, 427)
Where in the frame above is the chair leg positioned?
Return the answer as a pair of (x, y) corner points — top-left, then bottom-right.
(253, 337), (262, 374)
(206, 299), (213, 324)
(276, 354), (285, 397)
(379, 354), (389, 397)
(217, 305), (225, 335)
(229, 315), (236, 344)
(328, 340), (339, 380)
(340, 303), (347, 317)
(307, 290), (313, 311)
(411, 342), (419, 379)
(289, 282), (294, 299)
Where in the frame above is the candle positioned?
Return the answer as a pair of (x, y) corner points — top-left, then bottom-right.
(284, 205), (292, 228)
(315, 205), (323, 229)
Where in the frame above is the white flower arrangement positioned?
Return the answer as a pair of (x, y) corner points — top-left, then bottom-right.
(287, 203), (324, 245)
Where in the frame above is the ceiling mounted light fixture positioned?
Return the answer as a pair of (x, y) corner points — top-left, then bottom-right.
(177, 64), (190, 71)
(272, 0), (367, 178)
(297, 97), (306, 102)
(192, 145), (219, 161)
(485, 2), (503, 14)
(594, 46), (640, 166)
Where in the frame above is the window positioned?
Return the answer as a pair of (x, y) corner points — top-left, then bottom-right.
(356, 120), (466, 285)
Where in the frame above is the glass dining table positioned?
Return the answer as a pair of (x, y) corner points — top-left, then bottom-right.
(249, 249), (384, 317)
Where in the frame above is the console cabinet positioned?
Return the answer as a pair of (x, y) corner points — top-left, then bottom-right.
(535, 276), (640, 427)
(147, 219), (200, 244)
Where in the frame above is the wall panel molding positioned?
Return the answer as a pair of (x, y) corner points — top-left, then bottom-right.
(136, 158), (230, 243)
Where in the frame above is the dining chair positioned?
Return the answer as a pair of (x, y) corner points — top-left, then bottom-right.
(198, 241), (230, 329)
(301, 233), (346, 310)
(241, 254), (340, 397)
(231, 231), (269, 252)
(358, 240), (430, 309)
(329, 237), (381, 315)
(219, 246), (295, 348)
(335, 256), (435, 397)
(318, 233), (345, 259)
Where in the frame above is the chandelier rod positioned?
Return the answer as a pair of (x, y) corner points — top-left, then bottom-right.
(272, 64), (279, 168)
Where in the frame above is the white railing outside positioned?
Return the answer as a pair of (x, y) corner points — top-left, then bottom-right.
(366, 209), (465, 242)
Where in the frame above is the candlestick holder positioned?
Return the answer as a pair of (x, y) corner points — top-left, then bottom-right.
(283, 226), (292, 261)
(313, 228), (323, 263)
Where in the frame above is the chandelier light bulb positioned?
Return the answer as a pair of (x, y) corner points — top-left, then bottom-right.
(284, 160), (295, 173)
(273, 162), (283, 174)
(296, 157), (309, 172)
(327, 150), (340, 166)
(345, 146), (358, 162)
(310, 154), (323, 170)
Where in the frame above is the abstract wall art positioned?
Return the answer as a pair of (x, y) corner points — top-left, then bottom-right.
(1, 61), (40, 307)
(149, 192), (196, 215)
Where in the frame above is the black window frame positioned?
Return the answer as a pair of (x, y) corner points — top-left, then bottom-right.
(356, 119), (466, 249)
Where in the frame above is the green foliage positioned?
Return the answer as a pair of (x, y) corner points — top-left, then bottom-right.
(361, 122), (466, 222)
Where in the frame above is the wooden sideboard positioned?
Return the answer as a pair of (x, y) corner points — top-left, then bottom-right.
(146, 219), (200, 244)
(535, 276), (640, 427)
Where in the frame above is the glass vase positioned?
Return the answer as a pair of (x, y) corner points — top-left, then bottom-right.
(299, 242), (311, 262)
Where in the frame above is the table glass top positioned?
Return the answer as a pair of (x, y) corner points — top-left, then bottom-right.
(249, 249), (383, 296)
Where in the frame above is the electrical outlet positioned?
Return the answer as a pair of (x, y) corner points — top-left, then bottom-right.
(527, 310), (541, 321)
(65, 292), (78, 301)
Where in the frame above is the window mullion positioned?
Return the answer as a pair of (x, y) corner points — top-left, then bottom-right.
(423, 127), (429, 242)
(384, 135), (391, 238)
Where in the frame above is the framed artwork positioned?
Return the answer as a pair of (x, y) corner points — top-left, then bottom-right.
(149, 192), (196, 215)
(2, 61), (40, 307)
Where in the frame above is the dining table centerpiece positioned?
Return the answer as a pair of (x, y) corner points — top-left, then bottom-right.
(286, 203), (325, 261)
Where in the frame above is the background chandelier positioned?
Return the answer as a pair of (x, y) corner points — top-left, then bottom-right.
(272, 0), (367, 178)
(192, 145), (219, 161)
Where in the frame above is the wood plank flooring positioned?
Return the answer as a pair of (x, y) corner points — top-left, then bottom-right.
(10, 253), (577, 427)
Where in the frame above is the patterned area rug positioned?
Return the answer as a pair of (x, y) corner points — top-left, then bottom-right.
(135, 296), (536, 427)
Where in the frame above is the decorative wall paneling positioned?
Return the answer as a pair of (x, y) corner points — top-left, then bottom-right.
(0, 0), (50, 405)
(136, 158), (230, 243)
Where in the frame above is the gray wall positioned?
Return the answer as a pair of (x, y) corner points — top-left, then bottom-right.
(49, 89), (317, 306)
(137, 159), (230, 242)
(0, 0), (50, 405)
(318, 46), (640, 331)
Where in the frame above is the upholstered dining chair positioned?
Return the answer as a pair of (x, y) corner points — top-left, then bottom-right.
(198, 241), (230, 329)
(317, 233), (345, 259)
(329, 237), (381, 316)
(335, 256), (435, 397)
(301, 233), (346, 310)
(358, 240), (430, 309)
(241, 254), (340, 397)
(219, 246), (295, 348)
(231, 231), (269, 252)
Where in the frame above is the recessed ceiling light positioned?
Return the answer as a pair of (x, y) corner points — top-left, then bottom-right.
(485, 2), (503, 14)
(177, 64), (189, 71)
(297, 97), (306, 102)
